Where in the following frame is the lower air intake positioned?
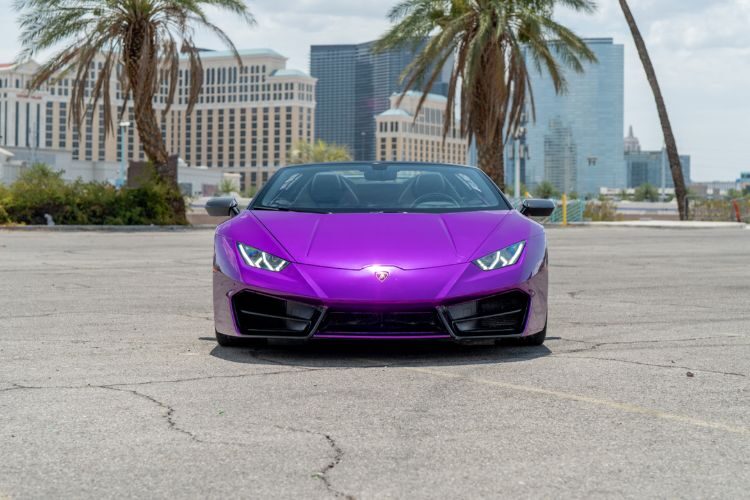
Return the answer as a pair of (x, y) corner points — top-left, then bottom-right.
(231, 290), (323, 338)
(318, 310), (446, 336)
(443, 290), (530, 338)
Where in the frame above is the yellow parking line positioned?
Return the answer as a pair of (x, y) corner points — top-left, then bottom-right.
(403, 366), (749, 436)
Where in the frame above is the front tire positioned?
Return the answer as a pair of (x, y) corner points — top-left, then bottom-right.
(215, 330), (267, 348)
(520, 320), (547, 346)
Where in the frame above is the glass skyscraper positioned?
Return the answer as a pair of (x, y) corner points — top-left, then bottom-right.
(311, 40), (451, 161)
(514, 38), (626, 195)
(626, 150), (691, 188)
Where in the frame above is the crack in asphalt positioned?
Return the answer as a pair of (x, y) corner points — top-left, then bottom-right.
(317, 433), (353, 500)
(0, 383), (37, 393)
(0, 367), (339, 392)
(558, 355), (746, 377)
(1, 377), (355, 499)
(402, 366), (750, 435)
(99, 385), (199, 442)
(559, 317), (749, 327)
(105, 368), (326, 387)
(0, 311), (215, 321)
(544, 336), (747, 376)
(554, 335), (742, 349)
(272, 424), (353, 500)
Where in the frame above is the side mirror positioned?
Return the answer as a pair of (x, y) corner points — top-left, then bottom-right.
(519, 199), (555, 218)
(206, 197), (240, 218)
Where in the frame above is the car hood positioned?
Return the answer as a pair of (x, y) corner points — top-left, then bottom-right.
(251, 211), (514, 270)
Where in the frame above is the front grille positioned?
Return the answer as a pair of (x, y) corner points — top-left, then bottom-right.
(317, 310), (446, 336)
(443, 290), (530, 338)
(231, 291), (323, 338)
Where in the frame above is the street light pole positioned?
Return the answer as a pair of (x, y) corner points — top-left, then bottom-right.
(513, 113), (527, 199)
(514, 134), (521, 199)
(117, 121), (130, 188)
(660, 143), (666, 202)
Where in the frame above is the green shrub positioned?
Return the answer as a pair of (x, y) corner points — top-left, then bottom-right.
(5, 164), (68, 224)
(217, 178), (239, 195)
(2, 163), (185, 225)
(0, 183), (11, 224)
(584, 199), (621, 221)
(633, 183), (659, 202)
(534, 180), (560, 200)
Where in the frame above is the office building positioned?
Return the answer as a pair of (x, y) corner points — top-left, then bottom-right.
(375, 92), (467, 164)
(624, 127), (691, 188)
(626, 151), (691, 189)
(624, 125), (640, 153)
(0, 49), (316, 191)
(738, 172), (750, 192)
(514, 38), (626, 195)
(690, 181), (738, 198)
(311, 40), (452, 161)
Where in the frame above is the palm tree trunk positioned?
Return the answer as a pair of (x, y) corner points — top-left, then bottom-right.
(619, 0), (688, 220)
(477, 139), (506, 191)
(125, 52), (186, 223)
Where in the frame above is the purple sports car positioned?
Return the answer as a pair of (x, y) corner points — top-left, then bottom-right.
(206, 162), (555, 347)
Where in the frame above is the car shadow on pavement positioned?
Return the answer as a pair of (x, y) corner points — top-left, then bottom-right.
(208, 339), (551, 368)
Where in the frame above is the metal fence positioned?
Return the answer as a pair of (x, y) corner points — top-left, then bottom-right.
(686, 198), (749, 223)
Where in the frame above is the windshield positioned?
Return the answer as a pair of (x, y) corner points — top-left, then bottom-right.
(251, 163), (512, 213)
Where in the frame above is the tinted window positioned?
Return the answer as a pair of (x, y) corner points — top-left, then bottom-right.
(251, 163), (511, 213)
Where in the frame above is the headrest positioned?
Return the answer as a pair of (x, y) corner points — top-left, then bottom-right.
(310, 173), (344, 203)
(413, 173), (446, 197)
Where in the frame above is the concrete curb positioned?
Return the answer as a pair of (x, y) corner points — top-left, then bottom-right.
(575, 221), (747, 230)
(0, 225), (216, 232)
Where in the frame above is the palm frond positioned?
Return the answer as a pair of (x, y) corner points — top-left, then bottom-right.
(375, 0), (597, 187)
(14, 0), (254, 171)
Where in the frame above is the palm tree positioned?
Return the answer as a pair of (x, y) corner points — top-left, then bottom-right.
(618, 0), (687, 220)
(14, 0), (255, 222)
(288, 140), (352, 165)
(534, 180), (560, 200)
(375, 0), (597, 189)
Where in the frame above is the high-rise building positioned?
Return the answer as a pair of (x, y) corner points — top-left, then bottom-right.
(0, 49), (316, 191)
(739, 172), (750, 192)
(543, 118), (578, 194)
(515, 38), (626, 195)
(311, 40), (452, 161)
(375, 92), (467, 164)
(624, 125), (641, 153)
(624, 126), (691, 188)
(625, 141), (691, 190)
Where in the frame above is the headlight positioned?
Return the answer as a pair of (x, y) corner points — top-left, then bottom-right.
(473, 241), (525, 271)
(237, 243), (289, 272)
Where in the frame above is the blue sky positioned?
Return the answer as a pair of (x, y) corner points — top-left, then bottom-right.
(1, 0), (747, 181)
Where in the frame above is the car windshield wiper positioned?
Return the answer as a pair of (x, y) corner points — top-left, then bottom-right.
(253, 206), (290, 211)
(253, 206), (331, 214)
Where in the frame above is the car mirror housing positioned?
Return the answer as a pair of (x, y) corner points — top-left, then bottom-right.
(519, 199), (555, 218)
(206, 197), (240, 218)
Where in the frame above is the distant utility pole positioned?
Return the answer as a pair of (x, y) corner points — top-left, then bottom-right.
(117, 121), (131, 188)
(660, 144), (666, 202)
(513, 112), (528, 199)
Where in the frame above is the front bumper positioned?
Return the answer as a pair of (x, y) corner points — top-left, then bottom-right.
(213, 259), (548, 342)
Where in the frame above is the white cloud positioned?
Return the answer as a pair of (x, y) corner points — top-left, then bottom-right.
(648, 0), (750, 50)
(201, 0), (400, 70)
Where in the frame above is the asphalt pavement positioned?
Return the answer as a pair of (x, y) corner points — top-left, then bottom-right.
(0, 226), (748, 499)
